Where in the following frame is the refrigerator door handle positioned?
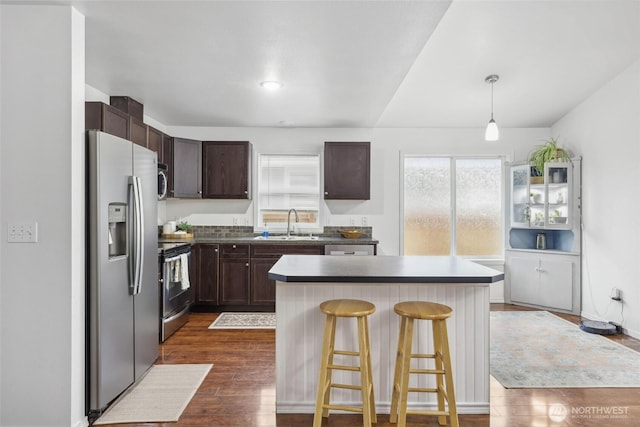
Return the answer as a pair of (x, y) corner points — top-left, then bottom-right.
(129, 175), (144, 295)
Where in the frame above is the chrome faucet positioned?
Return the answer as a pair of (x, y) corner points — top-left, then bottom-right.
(286, 208), (299, 237)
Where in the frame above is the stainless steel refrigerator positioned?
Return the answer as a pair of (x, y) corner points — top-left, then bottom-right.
(86, 130), (159, 417)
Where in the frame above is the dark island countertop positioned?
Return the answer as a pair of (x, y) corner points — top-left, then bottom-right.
(268, 255), (504, 284)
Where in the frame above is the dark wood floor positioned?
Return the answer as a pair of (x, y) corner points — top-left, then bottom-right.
(96, 304), (640, 426)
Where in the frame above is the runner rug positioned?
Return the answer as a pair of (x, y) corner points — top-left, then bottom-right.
(93, 364), (212, 424)
(490, 311), (640, 388)
(208, 312), (276, 329)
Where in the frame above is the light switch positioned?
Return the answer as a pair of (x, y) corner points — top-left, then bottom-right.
(8, 222), (38, 243)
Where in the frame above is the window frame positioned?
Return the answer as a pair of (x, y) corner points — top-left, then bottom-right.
(254, 152), (323, 234)
(400, 153), (507, 259)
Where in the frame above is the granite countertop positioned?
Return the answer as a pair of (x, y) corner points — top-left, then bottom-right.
(268, 255), (504, 284)
(158, 235), (379, 245)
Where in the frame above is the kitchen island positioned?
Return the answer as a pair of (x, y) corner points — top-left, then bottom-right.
(268, 255), (504, 416)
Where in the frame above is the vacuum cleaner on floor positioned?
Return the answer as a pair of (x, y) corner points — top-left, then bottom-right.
(579, 287), (623, 335)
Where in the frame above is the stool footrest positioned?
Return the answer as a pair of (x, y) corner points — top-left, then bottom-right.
(408, 387), (438, 393)
(411, 353), (436, 359)
(328, 364), (360, 372)
(334, 350), (359, 356)
(323, 404), (364, 413)
(407, 409), (451, 417)
(410, 368), (446, 375)
(331, 383), (362, 391)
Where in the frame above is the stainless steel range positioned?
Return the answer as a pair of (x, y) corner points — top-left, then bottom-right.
(158, 242), (192, 341)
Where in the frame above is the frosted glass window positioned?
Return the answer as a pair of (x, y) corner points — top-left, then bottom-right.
(404, 157), (451, 255)
(455, 159), (503, 256)
(257, 154), (320, 230)
(403, 156), (503, 257)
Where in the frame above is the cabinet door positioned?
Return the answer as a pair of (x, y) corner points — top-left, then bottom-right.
(509, 257), (539, 304)
(509, 164), (531, 227)
(147, 126), (163, 158)
(219, 259), (250, 305)
(202, 141), (251, 199)
(173, 137), (202, 198)
(545, 162), (572, 229)
(85, 102), (129, 140)
(537, 258), (573, 311)
(250, 258), (278, 305)
(324, 141), (370, 200)
(195, 244), (219, 306)
(163, 134), (174, 195)
(129, 116), (148, 147)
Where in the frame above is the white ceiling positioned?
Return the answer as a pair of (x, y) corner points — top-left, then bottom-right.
(75, 0), (640, 129)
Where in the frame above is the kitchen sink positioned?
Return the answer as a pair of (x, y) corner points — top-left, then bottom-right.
(254, 235), (319, 241)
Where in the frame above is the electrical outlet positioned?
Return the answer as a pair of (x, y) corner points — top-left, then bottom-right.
(361, 216), (368, 226)
(350, 217), (355, 226)
(8, 222), (38, 243)
(232, 217), (238, 226)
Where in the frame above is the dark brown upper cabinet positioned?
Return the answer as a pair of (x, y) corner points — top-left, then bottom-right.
(202, 141), (251, 199)
(85, 102), (129, 140)
(109, 96), (144, 121)
(129, 116), (148, 147)
(324, 141), (370, 200)
(172, 137), (202, 198)
(162, 133), (174, 195)
(147, 126), (163, 159)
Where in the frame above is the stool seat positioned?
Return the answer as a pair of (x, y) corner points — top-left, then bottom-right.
(394, 301), (452, 320)
(320, 299), (376, 317)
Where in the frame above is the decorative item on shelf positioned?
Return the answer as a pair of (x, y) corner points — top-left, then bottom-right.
(339, 229), (363, 239)
(163, 220), (194, 239)
(528, 137), (569, 176)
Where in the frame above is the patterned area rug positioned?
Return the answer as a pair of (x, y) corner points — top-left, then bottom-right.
(93, 364), (212, 424)
(208, 312), (276, 329)
(491, 311), (640, 388)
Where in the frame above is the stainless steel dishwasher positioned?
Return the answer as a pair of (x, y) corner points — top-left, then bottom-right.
(324, 244), (376, 256)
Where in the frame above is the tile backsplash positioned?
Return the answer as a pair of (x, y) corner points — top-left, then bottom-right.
(159, 225), (372, 239)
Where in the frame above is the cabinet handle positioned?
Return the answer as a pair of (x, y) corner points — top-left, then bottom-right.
(214, 248), (218, 252)
(245, 262), (249, 267)
(232, 244), (237, 249)
(535, 267), (546, 273)
(244, 190), (248, 194)
(324, 191), (329, 195)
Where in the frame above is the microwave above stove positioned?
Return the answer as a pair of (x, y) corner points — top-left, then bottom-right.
(158, 163), (168, 200)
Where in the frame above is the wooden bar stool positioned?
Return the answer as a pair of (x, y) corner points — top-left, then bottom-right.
(313, 299), (377, 427)
(390, 301), (458, 427)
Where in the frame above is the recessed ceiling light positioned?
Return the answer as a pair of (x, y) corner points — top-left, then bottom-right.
(260, 81), (283, 91)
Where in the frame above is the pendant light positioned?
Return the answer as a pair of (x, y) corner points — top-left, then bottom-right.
(484, 74), (499, 141)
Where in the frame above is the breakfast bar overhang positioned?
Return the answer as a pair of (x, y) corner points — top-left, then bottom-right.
(268, 255), (504, 416)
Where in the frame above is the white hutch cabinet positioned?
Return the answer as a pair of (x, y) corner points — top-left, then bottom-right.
(505, 158), (581, 315)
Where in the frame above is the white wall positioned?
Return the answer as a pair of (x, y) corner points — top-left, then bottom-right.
(553, 59), (640, 338)
(0, 5), (86, 427)
(163, 125), (549, 255)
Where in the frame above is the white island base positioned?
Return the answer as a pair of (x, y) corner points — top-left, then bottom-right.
(275, 278), (492, 415)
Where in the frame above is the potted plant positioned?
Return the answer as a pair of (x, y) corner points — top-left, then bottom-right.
(529, 137), (569, 175)
(176, 220), (193, 233)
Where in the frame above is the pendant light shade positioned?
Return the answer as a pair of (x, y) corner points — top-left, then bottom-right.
(485, 74), (499, 141)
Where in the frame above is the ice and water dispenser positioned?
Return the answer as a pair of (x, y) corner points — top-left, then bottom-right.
(108, 203), (127, 258)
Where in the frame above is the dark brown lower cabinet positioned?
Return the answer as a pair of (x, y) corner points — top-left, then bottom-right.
(219, 244), (250, 305)
(194, 244), (219, 306)
(249, 244), (324, 306)
(250, 258), (279, 305)
(219, 258), (250, 305)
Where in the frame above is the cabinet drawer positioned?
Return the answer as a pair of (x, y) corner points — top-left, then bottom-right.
(220, 243), (250, 258)
(250, 244), (324, 258)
